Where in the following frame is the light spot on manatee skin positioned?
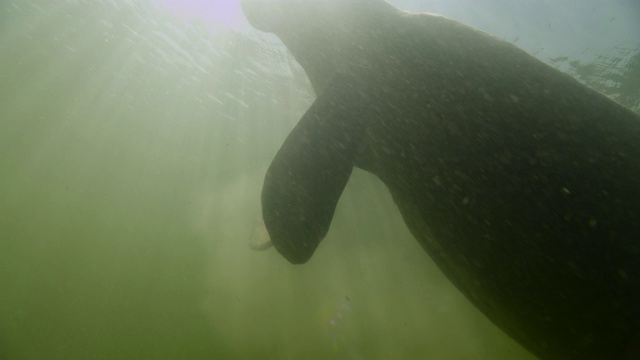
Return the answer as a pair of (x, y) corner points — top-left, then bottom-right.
(561, 187), (571, 195)
(478, 87), (493, 102)
(432, 175), (442, 186)
(462, 197), (470, 205)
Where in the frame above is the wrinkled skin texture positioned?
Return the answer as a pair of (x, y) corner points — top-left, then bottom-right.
(240, 1), (640, 359)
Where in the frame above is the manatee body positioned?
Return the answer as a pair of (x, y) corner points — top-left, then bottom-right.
(240, 1), (640, 359)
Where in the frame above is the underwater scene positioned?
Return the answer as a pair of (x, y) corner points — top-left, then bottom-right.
(1, 0), (639, 359)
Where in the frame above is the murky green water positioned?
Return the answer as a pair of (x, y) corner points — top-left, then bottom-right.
(0, 1), (637, 359)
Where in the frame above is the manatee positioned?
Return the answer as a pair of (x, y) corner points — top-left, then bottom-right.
(240, 0), (640, 359)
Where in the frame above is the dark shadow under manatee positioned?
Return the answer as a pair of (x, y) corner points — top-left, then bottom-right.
(240, 1), (640, 359)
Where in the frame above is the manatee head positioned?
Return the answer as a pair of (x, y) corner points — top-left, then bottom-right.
(240, 0), (386, 34)
(239, 0), (285, 33)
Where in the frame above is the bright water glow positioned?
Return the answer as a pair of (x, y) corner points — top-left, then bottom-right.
(154, 0), (248, 30)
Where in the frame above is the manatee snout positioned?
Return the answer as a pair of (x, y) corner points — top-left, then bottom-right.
(240, 0), (285, 32)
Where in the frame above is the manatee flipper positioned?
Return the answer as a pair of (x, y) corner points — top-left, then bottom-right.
(248, 217), (272, 250)
(262, 75), (369, 264)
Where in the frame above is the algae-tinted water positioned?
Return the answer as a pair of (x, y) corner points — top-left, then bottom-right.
(0, 1), (637, 359)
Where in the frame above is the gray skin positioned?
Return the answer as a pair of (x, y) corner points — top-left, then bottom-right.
(240, 0), (640, 359)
